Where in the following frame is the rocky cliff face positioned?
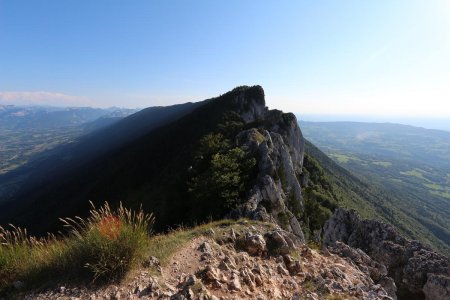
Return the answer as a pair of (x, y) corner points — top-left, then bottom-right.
(323, 208), (450, 300)
(228, 88), (306, 241)
(222, 87), (449, 300)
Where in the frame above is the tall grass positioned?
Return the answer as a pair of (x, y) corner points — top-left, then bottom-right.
(0, 202), (154, 292)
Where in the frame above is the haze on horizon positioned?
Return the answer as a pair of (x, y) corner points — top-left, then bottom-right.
(1, 1), (449, 124)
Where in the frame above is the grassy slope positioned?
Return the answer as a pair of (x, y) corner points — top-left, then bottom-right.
(300, 121), (450, 254)
(304, 140), (450, 256)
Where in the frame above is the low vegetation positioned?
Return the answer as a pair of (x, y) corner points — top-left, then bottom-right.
(304, 140), (450, 256)
(145, 219), (236, 266)
(300, 153), (339, 240)
(0, 199), (263, 296)
(0, 202), (154, 293)
(188, 129), (257, 217)
(302, 121), (450, 256)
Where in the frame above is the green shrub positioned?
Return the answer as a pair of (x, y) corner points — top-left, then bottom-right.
(0, 202), (154, 292)
(188, 131), (256, 217)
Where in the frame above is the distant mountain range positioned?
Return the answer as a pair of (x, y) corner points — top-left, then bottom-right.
(0, 105), (138, 130)
(298, 114), (450, 132)
(0, 105), (139, 176)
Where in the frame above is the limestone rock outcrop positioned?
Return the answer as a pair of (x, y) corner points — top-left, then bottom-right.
(323, 208), (450, 299)
(22, 221), (395, 300)
(229, 90), (306, 241)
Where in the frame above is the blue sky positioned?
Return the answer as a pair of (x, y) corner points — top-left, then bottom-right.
(1, 0), (449, 119)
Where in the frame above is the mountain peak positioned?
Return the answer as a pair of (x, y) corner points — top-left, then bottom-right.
(221, 85), (267, 122)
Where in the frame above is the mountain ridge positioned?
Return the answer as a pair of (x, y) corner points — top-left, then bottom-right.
(1, 86), (448, 299)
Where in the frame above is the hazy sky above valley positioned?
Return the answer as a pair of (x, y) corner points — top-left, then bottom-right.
(1, 0), (449, 121)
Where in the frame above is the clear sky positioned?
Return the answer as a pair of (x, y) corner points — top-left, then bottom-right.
(1, 0), (449, 119)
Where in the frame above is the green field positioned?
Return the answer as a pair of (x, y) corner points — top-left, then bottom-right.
(301, 121), (450, 256)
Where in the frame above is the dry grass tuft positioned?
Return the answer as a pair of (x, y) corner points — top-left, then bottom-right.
(0, 201), (154, 293)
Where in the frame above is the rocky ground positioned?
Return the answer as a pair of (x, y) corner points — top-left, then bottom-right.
(324, 208), (450, 300)
(21, 221), (394, 300)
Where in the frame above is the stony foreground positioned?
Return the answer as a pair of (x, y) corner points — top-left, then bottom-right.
(22, 221), (395, 300)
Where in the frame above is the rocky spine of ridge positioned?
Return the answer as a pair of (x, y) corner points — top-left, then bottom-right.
(227, 87), (306, 241)
(227, 87), (449, 299)
(323, 208), (450, 300)
(22, 222), (396, 300)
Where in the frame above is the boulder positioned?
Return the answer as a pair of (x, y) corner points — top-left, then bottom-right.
(243, 233), (266, 256)
(264, 230), (301, 255)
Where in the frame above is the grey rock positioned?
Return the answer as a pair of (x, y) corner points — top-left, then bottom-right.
(264, 230), (301, 255)
(324, 208), (450, 299)
(228, 276), (242, 291)
(423, 274), (450, 300)
(243, 233), (266, 256)
(204, 266), (221, 282)
(184, 274), (197, 286)
(198, 241), (213, 255)
(142, 256), (161, 272)
(277, 263), (289, 276)
(283, 254), (302, 275)
(229, 98), (306, 241)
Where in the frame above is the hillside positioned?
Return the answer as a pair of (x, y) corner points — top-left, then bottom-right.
(0, 88), (261, 234)
(1, 86), (448, 299)
(0, 101), (202, 207)
(300, 121), (450, 255)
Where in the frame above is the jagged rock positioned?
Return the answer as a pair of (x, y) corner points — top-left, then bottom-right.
(183, 274), (197, 287)
(423, 274), (450, 300)
(328, 241), (388, 280)
(283, 254), (302, 275)
(229, 98), (307, 241)
(254, 274), (263, 286)
(378, 277), (397, 300)
(228, 276), (242, 291)
(142, 256), (161, 272)
(243, 233), (266, 256)
(240, 268), (256, 287)
(324, 208), (450, 299)
(199, 241), (213, 255)
(204, 266), (221, 282)
(21, 221), (407, 300)
(109, 290), (121, 300)
(277, 263), (289, 276)
(232, 86), (267, 123)
(264, 230), (300, 255)
(271, 287), (282, 299)
(133, 277), (159, 297)
(230, 228), (237, 241)
(205, 228), (215, 236)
